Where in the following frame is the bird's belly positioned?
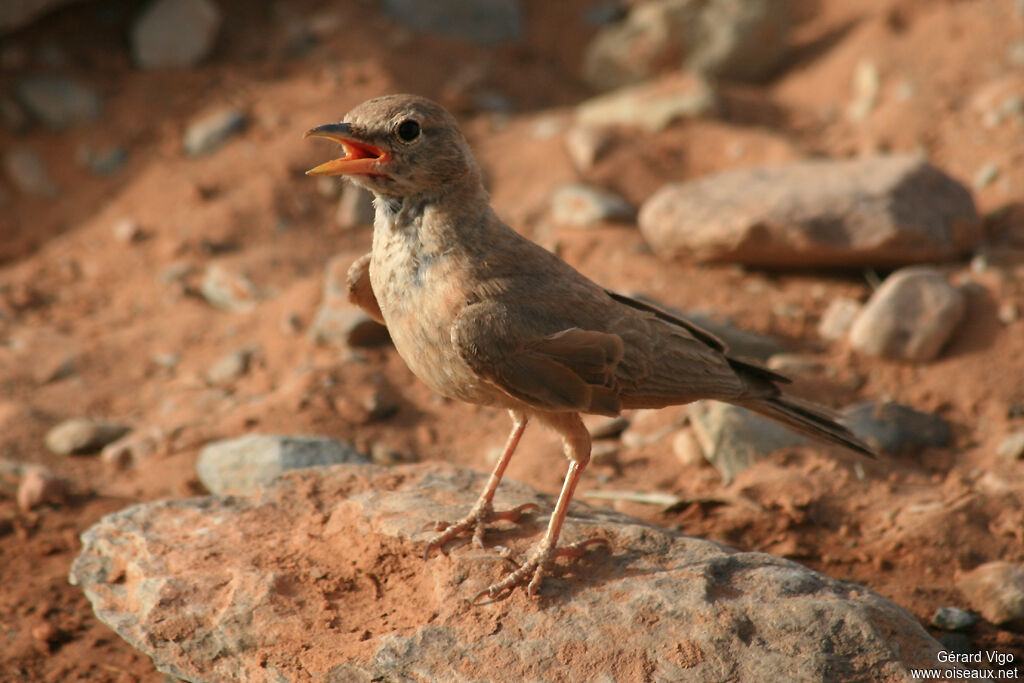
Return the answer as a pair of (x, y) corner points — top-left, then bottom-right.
(371, 257), (499, 407)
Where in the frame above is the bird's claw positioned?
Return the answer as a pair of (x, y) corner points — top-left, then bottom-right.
(423, 502), (540, 559)
(471, 536), (610, 604)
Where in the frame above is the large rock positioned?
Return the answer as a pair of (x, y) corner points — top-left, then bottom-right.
(638, 155), (981, 267)
(848, 267), (966, 362)
(582, 0), (791, 91)
(131, 0), (222, 69)
(382, 0), (522, 46)
(71, 463), (945, 682)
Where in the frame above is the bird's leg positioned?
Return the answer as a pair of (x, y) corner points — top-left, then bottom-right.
(424, 411), (539, 556)
(476, 413), (608, 602)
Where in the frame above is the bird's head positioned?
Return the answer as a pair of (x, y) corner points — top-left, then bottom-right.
(305, 94), (481, 198)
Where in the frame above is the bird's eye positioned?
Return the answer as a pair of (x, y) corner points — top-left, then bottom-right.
(397, 119), (420, 142)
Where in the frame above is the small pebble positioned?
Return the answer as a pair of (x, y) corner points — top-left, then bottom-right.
(996, 430), (1024, 460)
(551, 183), (635, 227)
(183, 108), (247, 156)
(930, 606), (978, 631)
(45, 418), (131, 455)
(997, 301), (1019, 325)
(200, 264), (258, 312)
(973, 162), (1000, 190)
(3, 148), (59, 197)
(206, 348), (253, 385)
(112, 218), (145, 243)
(564, 126), (614, 172)
(17, 467), (69, 511)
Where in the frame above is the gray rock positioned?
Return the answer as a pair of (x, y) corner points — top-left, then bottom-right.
(335, 183), (375, 230)
(956, 562), (1024, 627)
(206, 348), (253, 386)
(689, 400), (808, 484)
(818, 297), (863, 342)
(582, 0), (790, 91)
(131, 0), (222, 69)
(997, 430), (1024, 460)
(3, 148), (59, 197)
(383, 0), (522, 45)
(639, 155), (981, 267)
(200, 263), (258, 312)
(71, 462), (946, 682)
(550, 183), (635, 227)
(195, 434), (368, 496)
(842, 402), (951, 457)
(930, 606), (978, 631)
(576, 72), (717, 132)
(45, 418), (131, 455)
(310, 255), (389, 348)
(183, 108), (246, 156)
(16, 75), (101, 128)
(848, 267), (966, 362)
(585, 415), (630, 440)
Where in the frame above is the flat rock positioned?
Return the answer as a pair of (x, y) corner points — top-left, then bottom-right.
(131, 0), (222, 69)
(842, 401), (951, 457)
(382, 0), (522, 46)
(582, 0), (790, 91)
(183, 108), (247, 156)
(576, 72), (717, 132)
(689, 401), (808, 484)
(930, 606), (978, 631)
(45, 418), (131, 455)
(848, 267), (966, 361)
(956, 562), (1024, 627)
(71, 463), (945, 682)
(16, 75), (101, 128)
(638, 155), (981, 267)
(196, 434), (368, 496)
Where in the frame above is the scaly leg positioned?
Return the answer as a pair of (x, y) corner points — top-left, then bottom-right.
(475, 412), (608, 602)
(424, 411), (539, 556)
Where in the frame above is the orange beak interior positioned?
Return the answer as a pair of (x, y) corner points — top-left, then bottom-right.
(304, 123), (390, 177)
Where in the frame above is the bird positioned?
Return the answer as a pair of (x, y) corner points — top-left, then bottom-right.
(305, 94), (874, 601)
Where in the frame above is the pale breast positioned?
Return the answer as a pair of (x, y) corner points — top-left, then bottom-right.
(370, 230), (501, 407)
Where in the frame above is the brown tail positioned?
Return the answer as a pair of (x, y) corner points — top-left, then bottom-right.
(725, 357), (875, 458)
(741, 394), (875, 458)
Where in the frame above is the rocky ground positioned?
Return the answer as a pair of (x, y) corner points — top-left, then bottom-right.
(2, 0), (1024, 681)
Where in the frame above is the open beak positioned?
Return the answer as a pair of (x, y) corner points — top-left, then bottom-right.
(304, 123), (389, 177)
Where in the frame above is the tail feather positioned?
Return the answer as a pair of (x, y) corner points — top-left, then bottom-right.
(741, 395), (876, 458)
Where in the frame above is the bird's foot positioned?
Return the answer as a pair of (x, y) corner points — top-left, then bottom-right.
(423, 501), (541, 558)
(472, 537), (609, 604)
